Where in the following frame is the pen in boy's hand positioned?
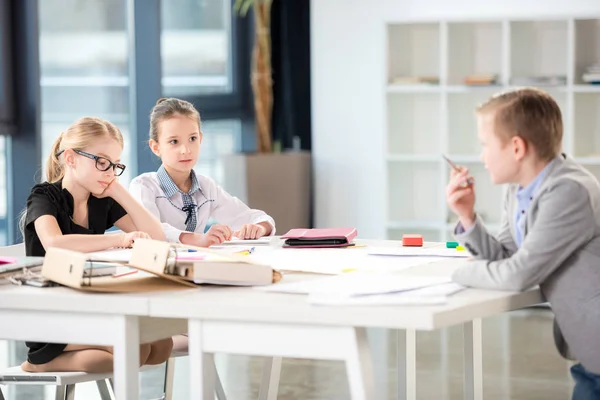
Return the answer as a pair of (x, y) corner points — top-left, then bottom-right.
(442, 155), (474, 186)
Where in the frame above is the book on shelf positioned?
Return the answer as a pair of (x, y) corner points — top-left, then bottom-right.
(582, 62), (600, 84)
(463, 74), (499, 86)
(390, 76), (440, 85)
(510, 76), (567, 86)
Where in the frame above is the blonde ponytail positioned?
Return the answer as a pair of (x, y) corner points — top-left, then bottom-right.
(46, 132), (65, 183)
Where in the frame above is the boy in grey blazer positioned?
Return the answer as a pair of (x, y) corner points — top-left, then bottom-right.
(446, 87), (600, 400)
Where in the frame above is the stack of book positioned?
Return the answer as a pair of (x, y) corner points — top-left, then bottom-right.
(464, 74), (498, 86)
(582, 62), (600, 84)
(510, 75), (567, 86)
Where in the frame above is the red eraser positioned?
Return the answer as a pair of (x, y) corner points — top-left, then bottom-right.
(402, 234), (423, 247)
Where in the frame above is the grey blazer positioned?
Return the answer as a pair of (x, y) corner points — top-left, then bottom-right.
(453, 154), (600, 374)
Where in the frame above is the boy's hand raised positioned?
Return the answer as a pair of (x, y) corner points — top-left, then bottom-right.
(446, 166), (476, 228)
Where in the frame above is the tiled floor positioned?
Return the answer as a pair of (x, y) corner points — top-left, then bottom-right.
(0, 307), (575, 399)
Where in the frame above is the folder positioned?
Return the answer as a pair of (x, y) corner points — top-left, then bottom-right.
(281, 228), (358, 248)
(41, 239), (281, 293)
(0, 256), (45, 279)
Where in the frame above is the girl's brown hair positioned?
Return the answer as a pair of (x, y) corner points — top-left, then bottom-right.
(47, 117), (124, 183)
(149, 97), (201, 142)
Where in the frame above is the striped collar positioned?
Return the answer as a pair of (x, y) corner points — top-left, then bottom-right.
(157, 165), (200, 198)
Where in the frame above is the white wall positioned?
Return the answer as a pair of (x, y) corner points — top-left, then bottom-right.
(310, 0), (600, 238)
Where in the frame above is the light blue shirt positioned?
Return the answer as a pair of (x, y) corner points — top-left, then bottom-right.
(514, 160), (556, 247)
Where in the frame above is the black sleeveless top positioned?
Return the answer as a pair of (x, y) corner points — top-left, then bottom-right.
(24, 181), (127, 364)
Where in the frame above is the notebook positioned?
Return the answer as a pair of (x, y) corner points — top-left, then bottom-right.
(281, 228), (358, 248)
(211, 237), (272, 247)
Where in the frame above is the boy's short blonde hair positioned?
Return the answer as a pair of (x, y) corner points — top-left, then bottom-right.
(476, 87), (563, 161)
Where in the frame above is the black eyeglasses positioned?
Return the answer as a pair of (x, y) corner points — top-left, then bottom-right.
(56, 149), (126, 176)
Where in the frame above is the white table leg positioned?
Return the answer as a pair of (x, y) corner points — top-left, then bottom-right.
(397, 329), (416, 400)
(188, 319), (215, 400)
(112, 315), (140, 400)
(345, 327), (376, 400)
(258, 357), (282, 400)
(367, 328), (389, 399)
(463, 319), (483, 400)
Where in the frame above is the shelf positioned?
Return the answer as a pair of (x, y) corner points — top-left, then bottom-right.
(573, 85), (600, 93)
(387, 154), (441, 162)
(506, 85), (568, 91)
(510, 20), (568, 84)
(446, 155), (482, 163)
(574, 19), (600, 85)
(386, 84), (441, 93)
(447, 22), (503, 85)
(388, 23), (440, 84)
(385, 84), (585, 94)
(446, 84), (504, 93)
(387, 93), (441, 155)
(382, 18), (600, 241)
(388, 162), (444, 223)
(387, 84), (505, 93)
(573, 93), (600, 158)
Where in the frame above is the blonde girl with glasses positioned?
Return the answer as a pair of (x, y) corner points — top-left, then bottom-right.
(20, 116), (172, 373)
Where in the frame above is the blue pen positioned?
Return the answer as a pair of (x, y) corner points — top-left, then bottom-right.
(236, 247), (255, 255)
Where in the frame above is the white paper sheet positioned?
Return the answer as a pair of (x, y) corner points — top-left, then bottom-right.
(259, 273), (452, 296)
(251, 247), (445, 274)
(368, 246), (470, 258)
(309, 294), (448, 306)
(309, 282), (465, 306)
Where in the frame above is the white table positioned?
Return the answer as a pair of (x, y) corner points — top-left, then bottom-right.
(147, 243), (544, 400)
(0, 284), (187, 400)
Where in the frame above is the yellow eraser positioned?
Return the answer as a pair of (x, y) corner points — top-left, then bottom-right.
(456, 245), (465, 251)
